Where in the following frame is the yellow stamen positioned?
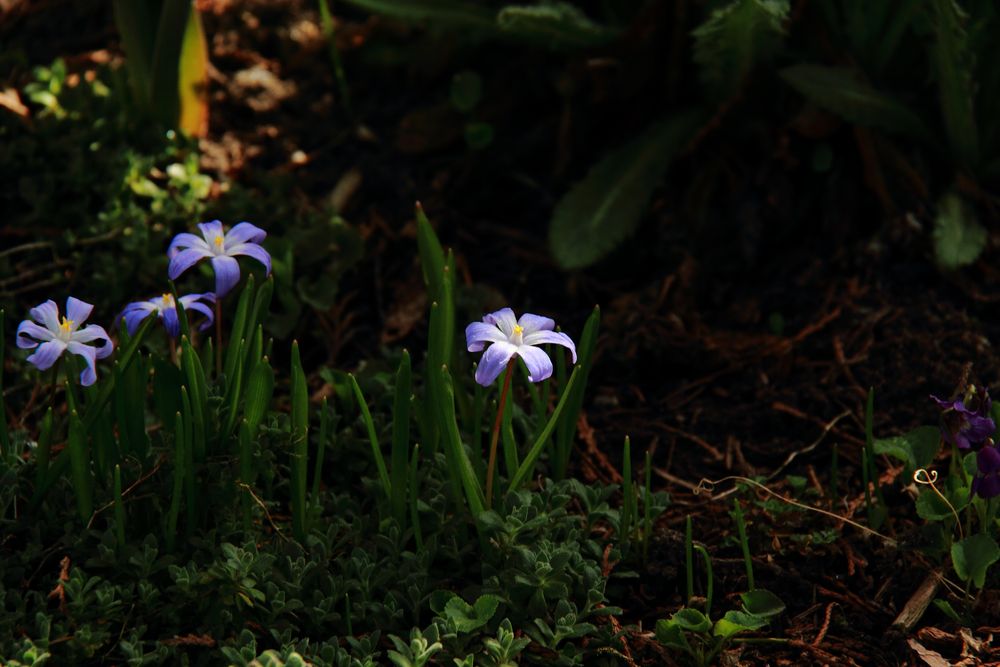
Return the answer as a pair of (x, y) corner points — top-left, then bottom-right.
(162, 293), (175, 306)
(513, 325), (524, 335)
(214, 235), (224, 248)
(59, 317), (74, 333)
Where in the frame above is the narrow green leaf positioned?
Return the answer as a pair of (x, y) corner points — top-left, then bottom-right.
(928, 0), (979, 166)
(621, 436), (634, 548)
(390, 351), (412, 525)
(348, 373), (391, 497)
(224, 275), (255, 384)
(243, 358), (275, 434)
(554, 305), (599, 478)
(416, 202), (446, 302)
(112, 0), (157, 107)
(0, 310), (8, 456)
(508, 366), (580, 492)
(549, 113), (700, 269)
(166, 411), (185, 552)
(113, 464), (126, 549)
(180, 336), (207, 462)
(438, 366), (485, 516)
(149, 0), (191, 127)
(409, 443), (424, 550)
(311, 396), (330, 502)
(290, 341), (310, 541)
(222, 337), (247, 437)
(780, 64), (933, 142)
(67, 410), (93, 523)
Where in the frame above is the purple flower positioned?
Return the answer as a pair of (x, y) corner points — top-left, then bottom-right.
(931, 386), (995, 450)
(167, 220), (271, 297)
(973, 443), (1000, 499)
(120, 292), (215, 338)
(16, 297), (113, 386)
(465, 308), (576, 386)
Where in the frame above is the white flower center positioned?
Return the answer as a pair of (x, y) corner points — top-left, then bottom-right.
(212, 235), (226, 254)
(510, 324), (524, 346)
(57, 317), (75, 341)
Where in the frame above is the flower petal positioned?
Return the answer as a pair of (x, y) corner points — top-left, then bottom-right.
(474, 342), (517, 386)
(979, 446), (1000, 474)
(225, 222), (267, 246)
(65, 297), (93, 326)
(211, 255), (241, 297)
(29, 299), (60, 332)
(161, 306), (181, 338)
(168, 232), (210, 255)
(517, 345), (554, 382)
(522, 330), (577, 363)
(518, 313), (555, 334)
(67, 341), (98, 386)
(168, 247), (211, 280)
(73, 325), (113, 358)
(484, 308), (518, 336)
(180, 299), (215, 332)
(466, 321), (507, 352)
(121, 304), (155, 336)
(26, 340), (67, 371)
(977, 473), (1000, 499)
(198, 220), (225, 244)
(228, 242), (271, 275)
(16, 320), (53, 348)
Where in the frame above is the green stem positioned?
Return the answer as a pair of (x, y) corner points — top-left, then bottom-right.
(486, 361), (515, 510)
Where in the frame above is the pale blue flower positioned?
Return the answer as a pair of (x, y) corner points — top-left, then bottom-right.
(466, 308), (576, 386)
(16, 297), (113, 386)
(120, 292), (215, 338)
(167, 220), (271, 297)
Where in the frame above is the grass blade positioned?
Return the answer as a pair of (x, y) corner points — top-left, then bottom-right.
(290, 341), (310, 541)
(391, 350), (412, 526)
(348, 373), (391, 498)
(67, 410), (93, 523)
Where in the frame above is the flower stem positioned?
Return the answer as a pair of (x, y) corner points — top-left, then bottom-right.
(486, 360), (515, 510)
(215, 299), (223, 378)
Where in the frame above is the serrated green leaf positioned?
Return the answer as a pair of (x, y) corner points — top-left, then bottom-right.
(496, 2), (618, 50)
(951, 533), (1000, 588)
(933, 192), (986, 269)
(928, 0), (978, 166)
(444, 594), (500, 633)
(780, 64), (933, 142)
(692, 0), (789, 98)
(549, 112), (700, 269)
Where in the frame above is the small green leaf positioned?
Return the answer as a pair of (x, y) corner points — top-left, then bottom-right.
(951, 533), (1000, 588)
(549, 112), (700, 269)
(739, 589), (785, 618)
(714, 610), (768, 638)
(692, 0), (789, 98)
(780, 64), (933, 142)
(873, 425), (942, 472)
(444, 594), (500, 632)
(496, 2), (618, 50)
(671, 608), (711, 633)
(933, 192), (986, 269)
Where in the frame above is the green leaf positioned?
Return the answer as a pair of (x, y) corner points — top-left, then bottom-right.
(444, 594), (500, 633)
(243, 359), (275, 434)
(508, 366), (580, 491)
(714, 610), (768, 639)
(149, 0), (193, 128)
(438, 365), (485, 516)
(872, 425), (942, 472)
(67, 410), (93, 523)
(554, 305), (599, 479)
(349, 373), (391, 497)
(290, 341), (310, 541)
(390, 351), (412, 526)
(779, 64), (933, 142)
(692, 0), (789, 98)
(340, 0), (497, 32)
(933, 192), (986, 269)
(671, 608), (711, 633)
(915, 486), (967, 521)
(951, 533), (1000, 588)
(739, 589), (785, 617)
(654, 618), (692, 652)
(549, 112), (700, 269)
(927, 0), (978, 166)
(496, 2), (619, 50)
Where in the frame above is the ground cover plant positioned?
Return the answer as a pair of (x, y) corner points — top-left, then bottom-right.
(3, 0), (1000, 665)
